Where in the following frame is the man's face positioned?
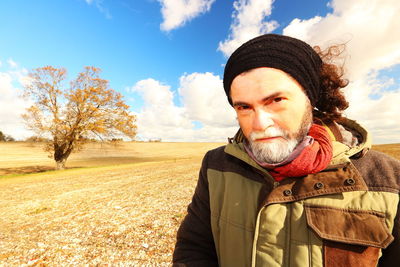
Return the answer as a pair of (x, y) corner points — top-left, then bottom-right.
(230, 67), (312, 163)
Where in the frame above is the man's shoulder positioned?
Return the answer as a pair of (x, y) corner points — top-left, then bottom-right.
(202, 145), (232, 169)
(204, 145), (227, 159)
(352, 149), (400, 193)
(202, 144), (265, 183)
(354, 149), (400, 169)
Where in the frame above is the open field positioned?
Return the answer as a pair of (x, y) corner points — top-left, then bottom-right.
(0, 142), (399, 265)
(0, 142), (224, 176)
(0, 142), (223, 266)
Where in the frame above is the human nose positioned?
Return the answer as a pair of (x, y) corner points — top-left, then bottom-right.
(253, 109), (274, 131)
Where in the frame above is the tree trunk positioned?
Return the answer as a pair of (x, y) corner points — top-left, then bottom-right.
(55, 158), (67, 170)
(54, 142), (73, 170)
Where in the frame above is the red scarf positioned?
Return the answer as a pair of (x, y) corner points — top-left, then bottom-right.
(269, 124), (333, 181)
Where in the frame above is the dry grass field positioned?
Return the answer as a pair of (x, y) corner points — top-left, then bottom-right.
(0, 142), (222, 176)
(372, 143), (400, 160)
(0, 142), (223, 266)
(0, 142), (399, 266)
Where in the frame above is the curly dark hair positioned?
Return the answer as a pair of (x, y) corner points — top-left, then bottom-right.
(313, 44), (349, 121)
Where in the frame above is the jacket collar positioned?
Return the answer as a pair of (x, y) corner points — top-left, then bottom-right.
(225, 117), (371, 169)
(329, 117), (371, 166)
(225, 117), (371, 202)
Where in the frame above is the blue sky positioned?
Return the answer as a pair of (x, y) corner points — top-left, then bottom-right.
(0, 0), (399, 143)
(0, 0), (330, 96)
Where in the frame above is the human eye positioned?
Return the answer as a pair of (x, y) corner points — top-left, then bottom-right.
(269, 96), (288, 106)
(236, 104), (250, 111)
(234, 104), (252, 114)
(263, 95), (286, 109)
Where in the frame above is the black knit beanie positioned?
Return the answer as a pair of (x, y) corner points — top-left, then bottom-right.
(223, 34), (322, 106)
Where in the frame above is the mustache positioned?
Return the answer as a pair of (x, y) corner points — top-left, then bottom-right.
(250, 127), (287, 141)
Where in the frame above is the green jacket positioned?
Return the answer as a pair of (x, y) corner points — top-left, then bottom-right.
(173, 119), (400, 267)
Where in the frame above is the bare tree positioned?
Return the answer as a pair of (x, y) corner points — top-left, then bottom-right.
(22, 66), (137, 169)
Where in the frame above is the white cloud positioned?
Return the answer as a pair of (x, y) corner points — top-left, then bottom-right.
(218, 0), (278, 57)
(282, 0), (400, 144)
(178, 72), (236, 127)
(130, 74), (238, 142)
(0, 69), (32, 140)
(132, 78), (175, 107)
(343, 73), (400, 144)
(7, 58), (18, 68)
(159, 0), (215, 32)
(84, 0), (111, 19)
(283, 0), (400, 80)
(130, 78), (193, 141)
(281, 17), (322, 42)
(131, 78), (190, 129)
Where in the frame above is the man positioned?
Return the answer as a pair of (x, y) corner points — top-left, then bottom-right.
(173, 34), (400, 266)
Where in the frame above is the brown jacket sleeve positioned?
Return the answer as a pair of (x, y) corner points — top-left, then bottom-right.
(173, 152), (219, 266)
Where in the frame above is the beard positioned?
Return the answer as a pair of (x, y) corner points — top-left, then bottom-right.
(248, 108), (313, 164)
